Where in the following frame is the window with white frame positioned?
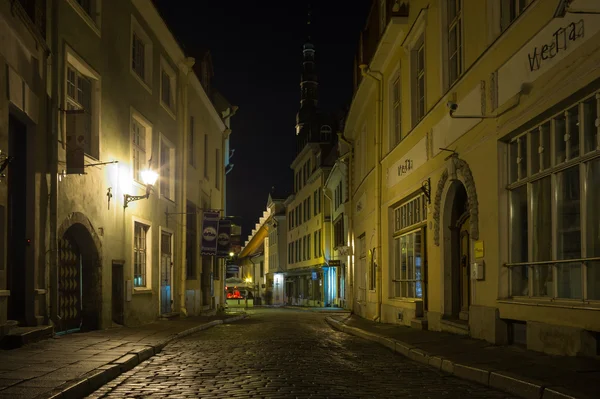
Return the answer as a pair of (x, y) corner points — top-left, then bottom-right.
(134, 222), (150, 288)
(131, 113), (152, 183)
(447, 0), (463, 87)
(66, 64), (94, 157)
(506, 91), (600, 300)
(131, 16), (153, 89)
(189, 116), (195, 167)
(334, 216), (345, 248)
(358, 234), (367, 300)
(392, 193), (427, 298)
(391, 73), (402, 147)
(160, 137), (175, 200)
(160, 57), (176, 113)
(412, 35), (426, 126)
(500, 0), (531, 32)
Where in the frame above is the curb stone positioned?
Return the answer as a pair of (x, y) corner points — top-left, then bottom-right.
(324, 316), (586, 399)
(42, 314), (248, 399)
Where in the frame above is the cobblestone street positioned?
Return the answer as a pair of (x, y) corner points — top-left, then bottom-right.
(87, 309), (515, 398)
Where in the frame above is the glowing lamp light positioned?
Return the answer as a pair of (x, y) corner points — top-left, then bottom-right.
(124, 168), (159, 209)
(229, 252), (234, 257)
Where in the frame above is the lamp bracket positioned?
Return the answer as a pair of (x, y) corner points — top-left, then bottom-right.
(421, 178), (431, 204)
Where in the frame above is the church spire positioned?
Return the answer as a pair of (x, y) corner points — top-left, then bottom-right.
(295, 3), (319, 135)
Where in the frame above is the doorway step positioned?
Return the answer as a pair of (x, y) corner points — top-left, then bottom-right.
(159, 312), (180, 320)
(0, 323), (54, 349)
(440, 318), (469, 336)
(410, 318), (428, 330)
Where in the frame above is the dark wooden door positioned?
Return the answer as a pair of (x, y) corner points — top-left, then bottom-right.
(112, 262), (124, 325)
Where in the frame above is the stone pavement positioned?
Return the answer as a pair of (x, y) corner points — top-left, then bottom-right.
(88, 308), (515, 399)
(0, 312), (246, 399)
(326, 314), (600, 399)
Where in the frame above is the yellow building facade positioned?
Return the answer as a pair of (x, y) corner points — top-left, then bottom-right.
(346, 0), (600, 356)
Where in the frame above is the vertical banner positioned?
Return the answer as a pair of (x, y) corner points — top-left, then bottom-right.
(65, 110), (86, 174)
(200, 210), (220, 256)
(216, 219), (232, 258)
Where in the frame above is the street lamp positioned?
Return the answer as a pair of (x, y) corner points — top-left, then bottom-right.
(124, 169), (159, 209)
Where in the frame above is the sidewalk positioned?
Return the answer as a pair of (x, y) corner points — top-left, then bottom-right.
(283, 306), (351, 313)
(0, 312), (247, 399)
(326, 315), (600, 399)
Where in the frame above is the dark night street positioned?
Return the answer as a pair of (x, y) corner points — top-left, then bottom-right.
(86, 309), (515, 399)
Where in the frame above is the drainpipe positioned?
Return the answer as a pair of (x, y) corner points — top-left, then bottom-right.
(359, 64), (383, 323)
(322, 187), (334, 306)
(337, 133), (353, 312)
(48, 0), (59, 327)
(178, 57), (195, 317)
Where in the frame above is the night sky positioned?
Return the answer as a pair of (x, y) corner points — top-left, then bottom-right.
(155, 0), (371, 237)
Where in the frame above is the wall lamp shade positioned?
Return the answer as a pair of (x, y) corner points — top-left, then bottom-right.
(124, 169), (159, 209)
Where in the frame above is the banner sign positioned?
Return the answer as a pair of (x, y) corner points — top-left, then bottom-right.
(200, 210), (220, 256)
(65, 110), (86, 174)
(216, 219), (232, 258)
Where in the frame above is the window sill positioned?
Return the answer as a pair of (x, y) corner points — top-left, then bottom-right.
(160, 101), (177, 120)
(133, 288), (152, 294)
(130, 69), (152, 95)
(498, 297), (600, 311)
(66, 0), (101, 38)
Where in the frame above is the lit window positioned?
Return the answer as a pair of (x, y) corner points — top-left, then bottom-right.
(132, 115), (152, 183)
(447, 0), (463, 86)
(134, 222), (149, 288)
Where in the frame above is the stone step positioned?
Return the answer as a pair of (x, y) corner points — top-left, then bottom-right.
(411, 318), (429, 330)
(159, 312), (181, 320)
(0, 324), (54, 349)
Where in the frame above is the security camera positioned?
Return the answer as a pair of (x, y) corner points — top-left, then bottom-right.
(447, 101), (458, 112)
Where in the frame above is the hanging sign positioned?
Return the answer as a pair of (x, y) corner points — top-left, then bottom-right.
(200, 210), (220, 256)
(65, 110), (86, 174)
(216, 219), (232, 258)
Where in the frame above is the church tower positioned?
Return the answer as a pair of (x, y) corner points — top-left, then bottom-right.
(295, 5), (318, 136)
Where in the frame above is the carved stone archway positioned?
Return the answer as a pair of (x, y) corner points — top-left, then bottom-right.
(433, 155), (479, 246)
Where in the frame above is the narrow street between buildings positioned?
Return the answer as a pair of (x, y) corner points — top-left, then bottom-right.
(87, 308), (514, 399)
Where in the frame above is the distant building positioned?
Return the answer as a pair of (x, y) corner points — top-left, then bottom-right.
(285, 37), (340, 307)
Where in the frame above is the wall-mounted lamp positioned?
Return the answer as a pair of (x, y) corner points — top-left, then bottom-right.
(421, 178), (431, 204)
(0, 151), (14, 182)
(123, 169), (159, 209)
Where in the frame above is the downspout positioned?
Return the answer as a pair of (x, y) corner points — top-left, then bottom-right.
(337, 133), (353, 312)
(49, 0), (59, 327)
(178, 57), (195, 317)
(359, 64), (383, 322)
(322, 187), (334, 306)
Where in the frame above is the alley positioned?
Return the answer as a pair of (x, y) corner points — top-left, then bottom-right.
(88, 309), (515, 399)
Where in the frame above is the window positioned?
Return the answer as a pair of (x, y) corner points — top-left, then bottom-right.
(131, 113), (152, 183)
(412, 36), (426, 125)
(131, 17), (153, 89)
(313, 189), (318, 216)
(307, 197), (311, 221)
(334, 216), (345, 248)
(507, 92), (600, 300)
(67, 0), (100, 33)
(186, 203), (197, 280)
(501, 0), (530, 32)
(160, 137), (175, 200)
(66, 64), (95, 157)
(358, 234), (367, 301)
(391, 74), (402, 147)
(307, 234), (311, 260)
(289, 211), (293, 230)
(447, 0), (463, 86)
(289, 242), (293, 264)
(369, 250), (376, 291)
(302, 236), (307, 261)
(204, 134), (209, 179)
(379, 0), (386, 35)
(392, 193), (427, 298)
(160, 57), (176, 113)
(134, 222), (149, 288)
(313, 229), (322, 258)
(360, 124), (367, 179)
(260, 261), (264, 278)
(189, 116), (195, 167)
(335, 180), (343, 209)
(215, 149), (221, 190)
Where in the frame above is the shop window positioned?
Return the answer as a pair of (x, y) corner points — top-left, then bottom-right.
(506, 92), (600, 300)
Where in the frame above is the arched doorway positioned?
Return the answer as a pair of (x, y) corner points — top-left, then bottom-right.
(446, 182), (471, 320)
(433, 154), (479, 323)
(56, 216), (102, 333)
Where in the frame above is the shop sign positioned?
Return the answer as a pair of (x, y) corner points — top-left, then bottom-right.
(474, 240), (484, 259)
(312, 272), (318, 280)
(387, 137), (427, 188)
(527, 19), (584, 72)
(498, 13), (600, 107)
(200, 210), (220, 256)
(328, 260), (341, 267)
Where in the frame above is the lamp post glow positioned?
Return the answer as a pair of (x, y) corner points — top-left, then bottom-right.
(124, 169), (159, 208)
